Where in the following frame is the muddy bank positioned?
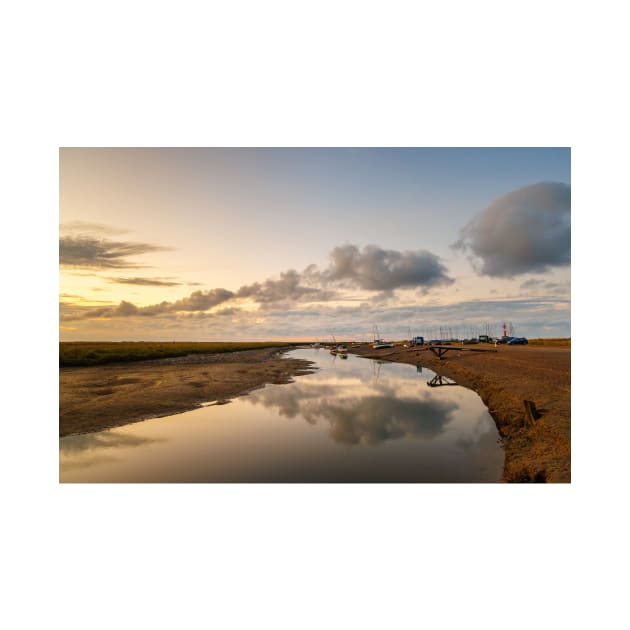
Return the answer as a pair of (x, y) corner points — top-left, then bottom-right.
(60, 347), (315, 437)
(350, 343), (570, 483)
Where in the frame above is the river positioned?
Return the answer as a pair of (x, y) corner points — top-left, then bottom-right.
(59, 348), (504, 482)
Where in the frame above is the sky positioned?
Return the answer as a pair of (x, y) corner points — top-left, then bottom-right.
(59, 148), (570, 341)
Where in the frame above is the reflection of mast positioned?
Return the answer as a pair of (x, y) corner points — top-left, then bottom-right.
(372, 360), (383, 383)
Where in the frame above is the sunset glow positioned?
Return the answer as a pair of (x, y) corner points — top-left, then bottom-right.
(60, 148), (570, 341)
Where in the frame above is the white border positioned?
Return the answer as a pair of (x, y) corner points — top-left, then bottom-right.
(4, 1), (624, 628)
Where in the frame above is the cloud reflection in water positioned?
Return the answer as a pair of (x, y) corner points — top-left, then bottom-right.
(59, 430), (168, 472)
(249, 381), (458, 446)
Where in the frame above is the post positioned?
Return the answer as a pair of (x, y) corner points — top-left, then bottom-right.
(523, 400), (540, 426)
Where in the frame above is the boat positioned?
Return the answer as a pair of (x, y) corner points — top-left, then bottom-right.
(329, 334), (343, 355)
(372, 341), (395, 349)
(371, 325), (394, 349)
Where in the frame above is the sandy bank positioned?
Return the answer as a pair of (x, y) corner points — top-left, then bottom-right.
(59, 347), (315, 437)
(350, 343), (570, 483)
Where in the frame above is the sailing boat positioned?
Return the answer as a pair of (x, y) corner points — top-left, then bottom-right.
(372, 325), (394, 349)
(329, 334), (339, 355)
(330, 334), (348, 355)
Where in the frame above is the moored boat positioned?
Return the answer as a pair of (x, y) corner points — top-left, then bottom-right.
(371, 325), (394, 349)
(372, 341), (395, 349)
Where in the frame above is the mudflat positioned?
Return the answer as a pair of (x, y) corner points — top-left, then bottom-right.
(60, 343), (570, 482)
(351, 343), (570, 482)
(59, 347), (314, 437)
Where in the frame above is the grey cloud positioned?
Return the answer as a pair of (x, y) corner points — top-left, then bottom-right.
(60, 235), (170, 269)
(106, 277), (183, 287)
(318, 244), (453, 291)
(453, 182), (570, 277)
(237, 269), (335, 304)
(520, 278), (545, 289)
(86, 300), (141, 318)
(170, 288), (235, 311)
(61, 241), (452, 325)
(519, 278), (569, 295)
(67, 288), (235, 320)
(177, 307), (241, 319)
(258, 296), (571, 339)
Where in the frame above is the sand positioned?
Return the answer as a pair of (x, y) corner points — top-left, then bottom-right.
(59, 347), (314, 437)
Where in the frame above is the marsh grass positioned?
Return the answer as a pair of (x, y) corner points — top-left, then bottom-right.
(60, 341), (300, 367)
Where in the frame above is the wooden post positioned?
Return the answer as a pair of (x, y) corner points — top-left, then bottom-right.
(523, 400), (540, 426)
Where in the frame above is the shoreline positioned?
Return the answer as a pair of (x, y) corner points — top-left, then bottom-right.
(349, 343), (570, 482)
(60, 343), (570, 483)
(59, 347), (315, 438)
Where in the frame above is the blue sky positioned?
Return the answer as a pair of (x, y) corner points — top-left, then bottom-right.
(60, 147), (571, 340)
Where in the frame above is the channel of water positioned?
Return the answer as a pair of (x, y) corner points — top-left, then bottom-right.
(60, 348), (504, 482)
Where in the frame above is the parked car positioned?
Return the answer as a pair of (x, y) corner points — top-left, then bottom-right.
(507, 337), (528, 345)
(496, 336), (513, 344)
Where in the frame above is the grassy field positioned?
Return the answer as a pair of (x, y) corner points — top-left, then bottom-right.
(527, 338), (571, 347)
(60, 341), (301, 367)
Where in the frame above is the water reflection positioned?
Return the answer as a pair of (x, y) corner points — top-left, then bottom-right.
(249, 383), (457, 445)
(427, 374), (457, 387)
(60, 349), (504, 483)
(60, 431), (167, 472)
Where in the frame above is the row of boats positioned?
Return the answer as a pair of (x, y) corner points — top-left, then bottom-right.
(308, 327), (398, 358)
(312, 331), (396, 355)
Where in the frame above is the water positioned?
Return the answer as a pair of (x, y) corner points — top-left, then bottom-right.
(59, 349), (504, 482)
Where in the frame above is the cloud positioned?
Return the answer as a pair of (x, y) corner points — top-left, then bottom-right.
(65, 288), (235, 320)
(61, 241), (452, 323)
(171, 289), (235, 311)
(453, 182), (570, 277)
(60, 235), (170, 269)
(233, 242), (453, 307)
(60, 221), (129, 236)
(237, 269), (336, 304)
(317, 244), (453, 291)
(106, 277), (183, 287)
(519, 278), (570, 295)
(256, 296), (571, 339)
